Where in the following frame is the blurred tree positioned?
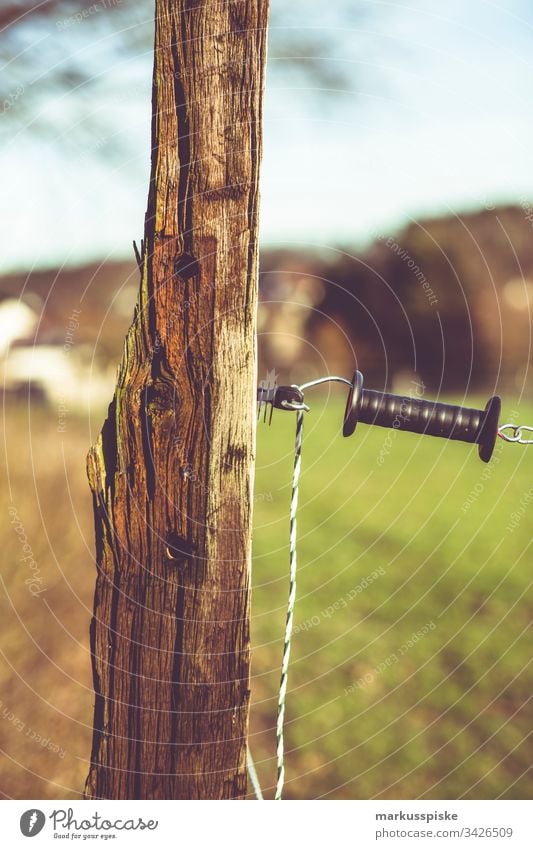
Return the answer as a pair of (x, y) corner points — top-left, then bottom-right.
(0, 0), (370, 140)
(0, 0), (151, 141)
(258, 205), (533, 394)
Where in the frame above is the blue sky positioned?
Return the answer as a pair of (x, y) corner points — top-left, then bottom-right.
(4, 0), (533, 271)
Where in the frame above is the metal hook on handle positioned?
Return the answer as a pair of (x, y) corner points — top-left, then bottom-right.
(297, 375), (352, 392)
(280, 398), (310, 412)
(257, 383), (309, 420)
(257, 375), (349, 419)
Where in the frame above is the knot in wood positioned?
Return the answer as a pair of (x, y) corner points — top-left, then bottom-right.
(165, 531), (195, 564)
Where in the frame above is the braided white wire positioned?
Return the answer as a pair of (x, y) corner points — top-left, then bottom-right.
(247, 744), (264, 800)
(275, 409), (304, 800)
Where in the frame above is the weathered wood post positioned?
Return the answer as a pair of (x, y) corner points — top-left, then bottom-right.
(85, 0), (269, 799)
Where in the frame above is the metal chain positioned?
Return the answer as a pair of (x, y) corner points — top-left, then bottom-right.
(275, 408), (304, 800)
(498, 424), (533, 444)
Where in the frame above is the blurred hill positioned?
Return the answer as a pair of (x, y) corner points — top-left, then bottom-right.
(1, 204), (532, 408)
(260, 204), (533, 395)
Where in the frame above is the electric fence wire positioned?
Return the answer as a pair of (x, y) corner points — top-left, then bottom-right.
(246, 744), (264, 800)
(275, 408), (304, 800)
(247, 408), (304, 800)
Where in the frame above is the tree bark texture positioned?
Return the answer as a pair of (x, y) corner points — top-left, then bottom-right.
(85, 0), (269, 799)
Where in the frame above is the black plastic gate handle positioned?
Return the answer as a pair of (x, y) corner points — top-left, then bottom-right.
(343, 371), (501, 463)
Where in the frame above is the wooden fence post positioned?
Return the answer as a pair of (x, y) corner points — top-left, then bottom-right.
(85, 0), (269, 799)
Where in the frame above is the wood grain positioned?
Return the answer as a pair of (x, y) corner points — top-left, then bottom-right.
(85, 0), (269, 799)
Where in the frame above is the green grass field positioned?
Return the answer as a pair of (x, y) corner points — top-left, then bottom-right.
(1, 396), (531, 799)
(249, 396), (532, 799)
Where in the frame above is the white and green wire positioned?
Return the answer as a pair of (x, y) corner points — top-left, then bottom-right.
(248, 406), (307, 800)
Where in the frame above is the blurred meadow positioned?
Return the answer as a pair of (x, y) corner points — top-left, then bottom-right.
(1, 393), (531, 798)
(251, 398), (532, 799)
